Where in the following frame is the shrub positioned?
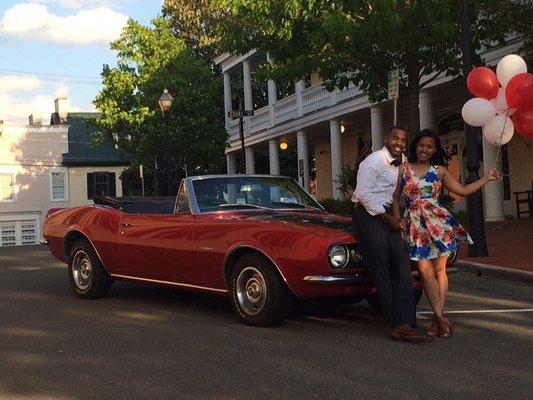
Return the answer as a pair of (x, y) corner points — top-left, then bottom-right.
(320, 198), (354, 216)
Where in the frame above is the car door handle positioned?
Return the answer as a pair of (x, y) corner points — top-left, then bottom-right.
(119, 222), (134, 228)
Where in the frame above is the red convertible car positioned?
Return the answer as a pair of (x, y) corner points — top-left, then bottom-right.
(44, 174), (454, 326)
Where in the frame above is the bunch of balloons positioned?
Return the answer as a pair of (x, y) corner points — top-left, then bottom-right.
(461, 54), (532, 146)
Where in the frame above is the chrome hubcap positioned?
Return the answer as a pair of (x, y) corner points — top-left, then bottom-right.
(72, 250), (92, 290)
(236, 267), (267, 316)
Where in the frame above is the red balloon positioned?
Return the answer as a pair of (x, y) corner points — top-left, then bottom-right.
(512, 109), (533, 138)
(467, 67), (500, 100)
(505, 73), (533, 111)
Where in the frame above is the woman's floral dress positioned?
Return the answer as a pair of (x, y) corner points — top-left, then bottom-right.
(402, 164), (472, 261)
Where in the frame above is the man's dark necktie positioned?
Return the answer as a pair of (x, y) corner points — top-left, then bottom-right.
(390, 157), (402, 167)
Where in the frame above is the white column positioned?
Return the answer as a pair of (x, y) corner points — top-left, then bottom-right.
(268, 80), (277, 105)
(370, 106), (384, 151)
(482, 138), (505, 221)
(267, 55), (278, 105)
(223, 72), (232, 127)
(243, 60), (253, 134)
(269, 139), (280, 175)
(245, 147), (255, 174)
(226, 152), (236, 174)
(297, 130), (310, 190)
(267, 54), (277, 127)
(243, 60), (253, 111)
(330, 119), (343, 200)
(419, 90), (434, 130)
(295, 79), (305, 117)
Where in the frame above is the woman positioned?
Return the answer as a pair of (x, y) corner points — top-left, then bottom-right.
(391, 129), (500, 338)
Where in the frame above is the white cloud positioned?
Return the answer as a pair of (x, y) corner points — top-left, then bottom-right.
(0, 84), (82, 124)
(0, 75), (43, 94)
(34, 1), (142, 10)
(0, 3), (128, 44)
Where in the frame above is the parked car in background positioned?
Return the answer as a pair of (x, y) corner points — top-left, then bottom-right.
(43, 175), (455, 326)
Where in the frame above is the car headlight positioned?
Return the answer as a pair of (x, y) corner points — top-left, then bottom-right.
(328, 245), (349, 269)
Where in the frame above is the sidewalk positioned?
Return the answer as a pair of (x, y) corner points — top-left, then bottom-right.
(457, 217), (533, 284)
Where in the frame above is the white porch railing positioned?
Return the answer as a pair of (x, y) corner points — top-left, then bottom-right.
(273, 94), (297, 125)
(302, 84), (331, 114)
(227, 82), (365, 143)
(250, 106), (269, 132)
(228, 119), (239, 142)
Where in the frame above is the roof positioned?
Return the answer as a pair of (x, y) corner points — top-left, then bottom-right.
(62, 113), (130, 167)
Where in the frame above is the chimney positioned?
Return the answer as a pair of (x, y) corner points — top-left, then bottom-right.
(29, 113), (43, 125)
(51, 97), (68, 125)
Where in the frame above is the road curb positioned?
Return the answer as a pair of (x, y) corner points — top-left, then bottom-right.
(456, 260), (533, 286)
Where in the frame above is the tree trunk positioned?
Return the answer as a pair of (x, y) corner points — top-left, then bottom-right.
(406, 57), (421, 140)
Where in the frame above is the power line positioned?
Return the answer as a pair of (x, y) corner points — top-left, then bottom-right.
(0, 73), (101, 85)
(0, 68), (101, 80)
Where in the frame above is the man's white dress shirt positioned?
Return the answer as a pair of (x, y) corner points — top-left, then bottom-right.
(351, 146), (398, 216)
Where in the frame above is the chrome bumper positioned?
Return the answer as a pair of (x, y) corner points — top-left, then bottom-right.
(303, 267), (458, 285)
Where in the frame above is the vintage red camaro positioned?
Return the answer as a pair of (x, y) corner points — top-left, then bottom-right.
(44, 174), (453, 326)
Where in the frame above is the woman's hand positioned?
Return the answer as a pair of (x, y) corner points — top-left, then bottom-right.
(487, 169), (502, 181)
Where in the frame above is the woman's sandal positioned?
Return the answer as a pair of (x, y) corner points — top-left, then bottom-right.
(437, 315), (453, 338)
(443, 314), (453, 333)
(426, 316), (439, 338)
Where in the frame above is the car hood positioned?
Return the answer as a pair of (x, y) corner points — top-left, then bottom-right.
(247, 211), (355, 239)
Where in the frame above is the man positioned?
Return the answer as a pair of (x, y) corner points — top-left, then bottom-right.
(352, 126), (430, 343)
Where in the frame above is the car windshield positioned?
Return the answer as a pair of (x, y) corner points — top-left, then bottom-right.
(192, 176), (324, 213)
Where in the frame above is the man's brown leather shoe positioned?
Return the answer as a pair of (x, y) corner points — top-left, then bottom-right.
(391, 324), (433, 343)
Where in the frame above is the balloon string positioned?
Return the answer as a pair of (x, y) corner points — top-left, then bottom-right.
(491, 109), (509, 173)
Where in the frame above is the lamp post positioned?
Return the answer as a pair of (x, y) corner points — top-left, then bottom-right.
(158, 89), (174, 195)
(461, 0), (488, 256)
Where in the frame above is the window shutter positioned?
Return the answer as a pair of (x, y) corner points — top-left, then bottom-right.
(87, 173), (95, 199)
(108, 172), (116, 197)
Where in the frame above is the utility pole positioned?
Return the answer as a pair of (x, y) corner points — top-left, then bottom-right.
(461, 0), (488, 256)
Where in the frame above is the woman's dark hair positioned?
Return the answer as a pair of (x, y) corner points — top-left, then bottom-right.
(408, 129), (449, 166)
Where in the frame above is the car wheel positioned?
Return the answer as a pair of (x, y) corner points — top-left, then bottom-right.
(229, 253), (292, 326)
(68, 239), (113, 299)
(366, 289), (423, 314)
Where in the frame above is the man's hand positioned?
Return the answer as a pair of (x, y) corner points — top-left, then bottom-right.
(378, 213), (402, 230)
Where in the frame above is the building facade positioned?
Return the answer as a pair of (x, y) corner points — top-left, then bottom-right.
(56, 111), (129, 207)
(0, 98), (130, 247)
(216, 44), (532, 220)
(0, 120), (69, 246)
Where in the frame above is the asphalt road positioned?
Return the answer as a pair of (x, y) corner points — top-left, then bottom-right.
(1, 245), (532, 400)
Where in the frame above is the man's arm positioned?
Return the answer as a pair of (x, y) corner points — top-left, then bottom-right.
(354, 157), (386, 216)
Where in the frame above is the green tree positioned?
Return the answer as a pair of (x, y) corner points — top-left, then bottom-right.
(215, 0), (532, 133)
(93, 17), (227, 195)
(162, 0), (228, 62)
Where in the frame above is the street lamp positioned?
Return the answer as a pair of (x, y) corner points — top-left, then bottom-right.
(158, 88), (174, 116)
(461, 0), (488, 257)
(158, 89), (174, 195)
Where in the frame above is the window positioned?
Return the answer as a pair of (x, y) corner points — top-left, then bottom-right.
(0, 173), (15, 201)
(21, 222), (36, 245)
(87, 172), (116, 199)
(51, 171), (67, 201)
(1, 224), (16, 246)
(175, 183), (190, 213)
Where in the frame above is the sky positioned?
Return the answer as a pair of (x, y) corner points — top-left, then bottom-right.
(0, 0), (163, 125)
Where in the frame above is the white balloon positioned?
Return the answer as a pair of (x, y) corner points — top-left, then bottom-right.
(461, 98), (496, 127)
(483, 115), (514, 146)
(490, 87), (515, 116)
(496, 54), (528, 88)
